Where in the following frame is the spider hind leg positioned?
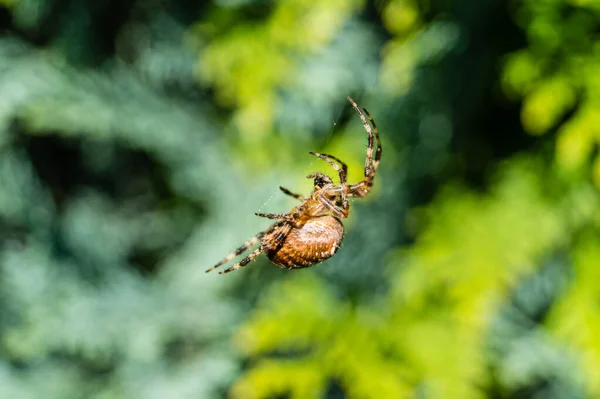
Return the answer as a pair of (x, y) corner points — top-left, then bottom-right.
(205, 233), (263, 273)
(220, 222), (292, 273)
(219, 247), (263, 274)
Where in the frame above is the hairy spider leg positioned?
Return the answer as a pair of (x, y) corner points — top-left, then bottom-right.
(267, 222), (292, 248)
(309, 152), (348, 181)
(310, 153), (347, 174)
(205, 236), (262, 273)
(219, 247), (263, 274)
(309, 152), (349, 212)
(346, 97), (382, 197)
(205, 232), (265, 273)
(317, 193), (349, 219)
(219, 223), (292, 274)
(347, 97), (374, 180)
(363, 108), (382, 177)
(306, 172), (333, 185)
(255, 212), (292, 220)
(279, 186), (305, 201)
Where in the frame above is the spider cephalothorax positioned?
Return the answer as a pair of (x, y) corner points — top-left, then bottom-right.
(206, 96), (382, 274)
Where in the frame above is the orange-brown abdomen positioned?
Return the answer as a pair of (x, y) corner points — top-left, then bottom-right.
(265, 215), (344, 269)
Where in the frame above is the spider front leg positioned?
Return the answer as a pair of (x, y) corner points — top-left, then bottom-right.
(346, 97), (382, 197)
(309, 152), (349, 210)
(363, 108), (382, 177)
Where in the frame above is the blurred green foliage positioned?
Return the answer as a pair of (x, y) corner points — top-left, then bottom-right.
(503, 0), (600, 183)
(1, 0), (600, 398)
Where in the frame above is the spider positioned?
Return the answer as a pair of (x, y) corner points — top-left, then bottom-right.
(206, 96), (382, 274)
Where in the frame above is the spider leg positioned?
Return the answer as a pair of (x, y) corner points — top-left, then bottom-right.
(279, 186), (305, 201)
(309, 152), (348, 180)
(205, 232), (265, 273)
(219, 247), (263, 274)
(255, 212), (291, 220)
(269, 222), (292, 244)
(220, 221), (293, 274)
(363, 107), (382, 178)
(306, 172), (332, 182)
(219, 220), (293, 274)
(308, 152), (347, 174)
(347, 97), (374, 180)
(318, 193), (349, 219)
(309, 152), (348, 209)
(346, 96), (382, 197)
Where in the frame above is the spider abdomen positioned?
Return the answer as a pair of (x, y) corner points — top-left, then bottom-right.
(265, 216), (344, 269)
